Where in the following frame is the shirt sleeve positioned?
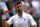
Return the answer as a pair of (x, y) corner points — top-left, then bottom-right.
(7, 17), (13, 26)
(29, 15), (37, 26)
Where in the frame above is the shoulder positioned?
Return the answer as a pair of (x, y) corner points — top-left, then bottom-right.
(23, 12), (33, 19)
(9, 14), (18, 20)
(23, 12), (32, 17)
(24, 12), (33, 20)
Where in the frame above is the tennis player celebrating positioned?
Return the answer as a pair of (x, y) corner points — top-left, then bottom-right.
(2, 1), (37, 27)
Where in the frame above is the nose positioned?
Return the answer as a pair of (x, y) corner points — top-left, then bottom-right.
(18, 7), (21, 9)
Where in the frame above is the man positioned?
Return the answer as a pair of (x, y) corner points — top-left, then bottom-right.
(2, 1), (37, 27)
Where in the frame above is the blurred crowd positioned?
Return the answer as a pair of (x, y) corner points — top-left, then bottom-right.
(0, 0), (40, 27)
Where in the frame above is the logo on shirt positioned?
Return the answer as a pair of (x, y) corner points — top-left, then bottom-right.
(24, 19), (26, 20)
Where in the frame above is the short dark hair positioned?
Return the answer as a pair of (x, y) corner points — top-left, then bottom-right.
(15, 1), (22, 7)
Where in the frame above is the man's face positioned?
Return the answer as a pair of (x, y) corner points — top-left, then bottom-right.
(15, 3), (22, 14)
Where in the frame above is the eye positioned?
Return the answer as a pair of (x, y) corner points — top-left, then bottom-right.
(19, 6), (21, 7)
(17, 6), (19, 8)
(17, 6), (21, 8)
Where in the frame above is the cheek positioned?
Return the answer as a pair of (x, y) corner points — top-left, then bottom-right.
(21, 7), (22, 9)
(15, 7), (18, 9)
(21, 6), (23, 9)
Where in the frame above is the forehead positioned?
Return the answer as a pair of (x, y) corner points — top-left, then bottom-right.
(16, 3), (22, 6)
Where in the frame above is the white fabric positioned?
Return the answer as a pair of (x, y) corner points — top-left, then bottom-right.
(2, 15), (6, 19)
(7, 12), (37, 27)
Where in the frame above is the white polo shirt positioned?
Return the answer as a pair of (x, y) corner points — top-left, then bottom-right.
(7, 12), (37, 27)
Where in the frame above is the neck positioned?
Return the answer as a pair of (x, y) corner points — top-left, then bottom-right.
(18, 11), (23, 17)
